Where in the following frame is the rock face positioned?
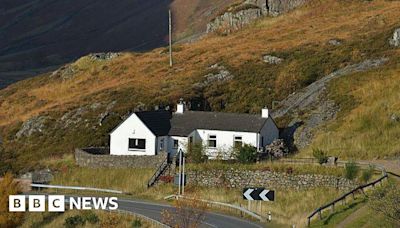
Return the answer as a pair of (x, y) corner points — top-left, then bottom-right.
(207, 0), (309, 34)
(389, 28), (400, 47)
(275, 58), (389, 150)
(16, 116), (48, 138)
(207, 7), (262, 34)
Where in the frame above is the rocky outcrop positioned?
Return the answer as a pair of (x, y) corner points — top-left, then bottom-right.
(193, 64), (234, 89)
(16, 116), (48, 138)
(275, 58), (389, 150)
(207, 7), (262, 34)
(263, 55), (284, 64)
(207, 0), (309, 34)
(389, 28), (400, 47)
(89, 52), (121, 61)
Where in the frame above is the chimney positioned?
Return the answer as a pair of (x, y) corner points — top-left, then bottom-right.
(262, 106), (269, 118)
(176, 98), (185, 114)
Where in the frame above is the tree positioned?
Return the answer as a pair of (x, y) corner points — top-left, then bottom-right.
(187, 143), (207, 164)
(162, 197), (208, 228)
(369, 182), (400, 222)
(235, 144), (257, 164)
(0, 173), (24, 228)
(312, 148), (328, 165)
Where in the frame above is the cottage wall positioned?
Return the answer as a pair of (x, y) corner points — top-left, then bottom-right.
(110, 114), (156, 156)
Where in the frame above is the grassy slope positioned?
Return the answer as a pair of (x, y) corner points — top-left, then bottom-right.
(1, 0), (400, 169)
(301, 55), (400, 159)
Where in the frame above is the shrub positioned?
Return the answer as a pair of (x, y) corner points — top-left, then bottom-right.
(64, 215), (85, 228)
(235, 144), (257, 164)
(312, 148), (328, 165)
(344, 161), (359, 180)
(83, 212), (99, 224)
(131, 219), (142, 227)
(187, 143), (207, 164)
(360, 165), (374, 183)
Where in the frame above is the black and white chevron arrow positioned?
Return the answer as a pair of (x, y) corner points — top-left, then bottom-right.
(243, 188), (275, 201)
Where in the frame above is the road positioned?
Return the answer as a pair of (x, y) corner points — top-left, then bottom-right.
(116, 198), (264, 228)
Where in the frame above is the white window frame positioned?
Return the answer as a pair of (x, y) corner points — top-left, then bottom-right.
(128, 138), (146, 151)
(208, 135), (217, 148)
(234, 135), (243, 148)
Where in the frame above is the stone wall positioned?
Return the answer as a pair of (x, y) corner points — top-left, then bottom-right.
(75, 148), (168, 168)
(186, 169), (357, 190)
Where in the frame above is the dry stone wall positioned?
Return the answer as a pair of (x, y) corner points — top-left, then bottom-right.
(75, 148), (167, 169)
(186, 169), (356, 190)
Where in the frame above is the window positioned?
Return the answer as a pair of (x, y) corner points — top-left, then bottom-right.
(173, 140), (179, 149)
(234, 136), (243, 148)
(159, 139), (164, 150)
(129, 138), (146, 150)
(208, 135), (217, 148)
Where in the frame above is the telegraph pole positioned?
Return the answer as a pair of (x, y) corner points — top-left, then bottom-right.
(169, 10), (173, 67)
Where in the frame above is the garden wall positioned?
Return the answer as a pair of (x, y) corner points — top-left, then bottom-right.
(75, 148), (167, 168)
(186, 169), (357, 190)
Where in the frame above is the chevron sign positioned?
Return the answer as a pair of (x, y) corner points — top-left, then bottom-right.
(243, 188), (275, 201)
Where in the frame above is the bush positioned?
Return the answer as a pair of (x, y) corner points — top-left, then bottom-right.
(235, 144), (257, 164)
(312, 148), (328, 165)
(64, 215), (85, 228)
(83, 212), (99, 224)
(187, 143), (207, 164)
(344, 161), (359, 180)
(131, 219), (142, 227)
(360, 165), (374, 183)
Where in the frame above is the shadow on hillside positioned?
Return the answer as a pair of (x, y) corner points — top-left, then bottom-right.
(0, 0), (172, 88)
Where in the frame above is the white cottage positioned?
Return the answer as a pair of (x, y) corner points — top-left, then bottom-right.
(110, 102), (279, 159)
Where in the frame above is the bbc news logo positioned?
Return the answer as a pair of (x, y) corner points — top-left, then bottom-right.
(9, 195), (118, 212)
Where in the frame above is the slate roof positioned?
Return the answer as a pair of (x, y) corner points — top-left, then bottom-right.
(111, 110), (270, 137)
(169, 111), (268, 137)
(135, 110), (172, 136)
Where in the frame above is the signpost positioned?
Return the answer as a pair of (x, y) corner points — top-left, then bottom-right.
(243, 188), (275, 201)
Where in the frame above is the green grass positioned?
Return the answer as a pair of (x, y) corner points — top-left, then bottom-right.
(310, 198), (366, 227)
(302, 59), (400, 159)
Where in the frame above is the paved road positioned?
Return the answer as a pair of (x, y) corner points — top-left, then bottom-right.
(117, 198), (264, 228)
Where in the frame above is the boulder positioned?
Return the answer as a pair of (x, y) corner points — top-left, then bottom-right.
(263, 55), (283, 64)
(389, 28), (400, 47)
(264, 139), (290, 158)
(328, 39), (341, 46)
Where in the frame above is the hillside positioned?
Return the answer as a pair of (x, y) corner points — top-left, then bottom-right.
(1, 0), (400, 172)
(0, 0), (235, 88)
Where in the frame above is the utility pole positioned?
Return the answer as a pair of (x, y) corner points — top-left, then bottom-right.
(169, 10), (173, 67)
